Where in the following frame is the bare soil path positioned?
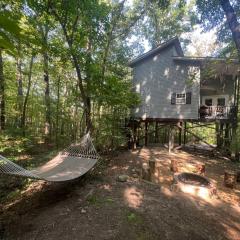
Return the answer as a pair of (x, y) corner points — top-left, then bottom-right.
(1, 147), (240, 240)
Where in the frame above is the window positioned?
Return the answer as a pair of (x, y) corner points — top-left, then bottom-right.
(205, 99), (212, 106)
(171, 92), (192, 105)
(217, 98), (225, 106)
(176, 93), (186, 104)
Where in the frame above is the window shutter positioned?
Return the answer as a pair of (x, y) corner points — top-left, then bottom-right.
(186, 92), (192, 104)
(171, 93), (176, 105)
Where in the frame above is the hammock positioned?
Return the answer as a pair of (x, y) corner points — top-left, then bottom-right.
(0, 133), (100, 182)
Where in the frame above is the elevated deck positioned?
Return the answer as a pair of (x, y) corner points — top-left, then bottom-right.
(199, 106), (237, 122)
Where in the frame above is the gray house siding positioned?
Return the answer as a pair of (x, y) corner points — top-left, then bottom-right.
(132, 45), (200, 120)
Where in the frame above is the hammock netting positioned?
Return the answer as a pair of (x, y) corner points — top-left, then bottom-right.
(0, 133), (100, 182)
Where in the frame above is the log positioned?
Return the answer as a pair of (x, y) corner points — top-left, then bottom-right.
(149, 159), (157, 182)
(224, 170), (237, 188)
(149, 160), (155, 174)
(141, 163), (150, 181)
(170, 159), (178, 173)
(196, 162), (205, 175)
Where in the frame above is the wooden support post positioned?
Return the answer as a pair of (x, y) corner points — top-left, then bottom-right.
(155, 121), (158, 143)
(231, 121), (239, 160)
(224, 123), (230, 147)
(220, 123), (224, 148)
(137, 127), (140, 147)
(164, 126), (167, 143)
(132, 123), (137, 150)
(144, 121), (148, 146)
(237, 170), (240, 182)
(168, 125), (174, 153)
(231, 71), (240, 160)
(183, 122), (187, 145)
(178, 122), (182, 146)
(216, 122), (220, 148)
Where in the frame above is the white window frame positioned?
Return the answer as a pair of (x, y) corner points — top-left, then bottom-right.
(202, 95), (229, 106)
(176, 93), (186, 104)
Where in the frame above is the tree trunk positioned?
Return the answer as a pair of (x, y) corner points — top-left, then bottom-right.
(16, 55), (23, 127)
(43, 52), (51, 143)
(220, 0), (240, 58)
(220, 0), (240, 160)
(0, 49), (5, 130)
(224, 170), (237, 188)
(67, 47), (92, 133)
(21, 55), (34, 135)
(55, 75), (60, 146)
(170, 159), (178, 172)
(52, 10), (93, 133)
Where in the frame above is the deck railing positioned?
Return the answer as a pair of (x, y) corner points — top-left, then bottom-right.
(199, 105), (237, 120)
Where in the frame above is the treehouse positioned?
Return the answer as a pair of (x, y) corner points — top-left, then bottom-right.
(128, 37), (240, 150)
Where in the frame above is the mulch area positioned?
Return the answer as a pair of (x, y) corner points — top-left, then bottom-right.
(1, 146), (240, 240)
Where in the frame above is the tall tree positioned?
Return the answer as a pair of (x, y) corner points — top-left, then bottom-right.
(0, 49), (5, 130)
(16, 46), (23, 126)
(219, 0), (240, 59)
(131, 0), (192, 50)
(41, 25), (51, 142)
(49, 0), (93, 132)
(21, 54), (34, 135)
(196, 0), (240, 58)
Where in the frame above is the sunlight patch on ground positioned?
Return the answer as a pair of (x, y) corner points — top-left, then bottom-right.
(17, 155), (32, 161)
(176, 184), (212, 200)
(111, 165), (129, 170)
(161, 186), (175, 197)
(123, 186), (143, 208)
(99, 184), (112, 191)
(221, 222), (240, 240)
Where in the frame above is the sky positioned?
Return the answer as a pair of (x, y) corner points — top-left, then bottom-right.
(126, 0), (220, 57)
(129, 24), (219, 57)
(184, 25), (219, 56)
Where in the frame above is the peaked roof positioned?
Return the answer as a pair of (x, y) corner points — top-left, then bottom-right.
(129, 37), (184, 67)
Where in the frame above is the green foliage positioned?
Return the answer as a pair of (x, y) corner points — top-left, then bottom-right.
(86, 194), (114, 206)
(188, 123), (216, 145)
(196, 0), (240, 56)
(0, 2), (39, 55)
(0, 0), (143, 156)
(126, 211), (143, 225)
(87, 195), (99, 205)
(131, 0), (192, 50)
(0, 134), (33, 155)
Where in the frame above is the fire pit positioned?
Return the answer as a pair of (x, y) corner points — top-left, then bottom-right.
(172, 172), (217, 199)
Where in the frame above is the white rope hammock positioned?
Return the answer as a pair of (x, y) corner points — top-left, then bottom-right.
(0, 133), (100, 182)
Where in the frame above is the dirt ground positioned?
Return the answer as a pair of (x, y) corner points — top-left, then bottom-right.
(1, 146), (240, 240)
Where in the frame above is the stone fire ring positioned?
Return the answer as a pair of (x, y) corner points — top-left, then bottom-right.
(173, 172), (217, 199)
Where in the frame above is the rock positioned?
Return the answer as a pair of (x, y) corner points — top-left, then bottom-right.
(132, 173), (138, 178)
(117, 175), (128, 182)
(81, 209), (87, 213)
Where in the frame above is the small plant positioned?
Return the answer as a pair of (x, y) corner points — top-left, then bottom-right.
(105, 197), (114, 203)
(87, 195), (115, 206)
(126, 211), (143, 225)
(87, 195), (99, 205)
